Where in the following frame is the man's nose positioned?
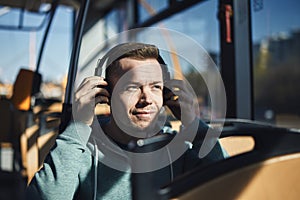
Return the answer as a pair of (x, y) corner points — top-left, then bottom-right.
(139, 87), (153, 105)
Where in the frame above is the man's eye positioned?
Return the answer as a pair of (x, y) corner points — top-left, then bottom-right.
(152, 85), (162, 90)
(125, 85), (139, 91)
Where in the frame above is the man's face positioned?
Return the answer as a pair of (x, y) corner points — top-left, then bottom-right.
(110, 57), (164, 136)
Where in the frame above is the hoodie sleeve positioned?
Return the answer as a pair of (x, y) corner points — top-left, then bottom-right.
(26, 121), (92, 200)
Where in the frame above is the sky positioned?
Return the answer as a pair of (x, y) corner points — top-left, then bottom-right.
(0, 0), (299, 84)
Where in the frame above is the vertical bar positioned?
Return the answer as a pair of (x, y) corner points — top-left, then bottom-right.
(127, 0), (139, 27)
(60, 0), (90, 133)
(219, 0), (253, 119)
(36, 1), (59, 72)
(18, 8), (25, 29)
(219, 0), (237, 118)
(233, 0), (253, 119)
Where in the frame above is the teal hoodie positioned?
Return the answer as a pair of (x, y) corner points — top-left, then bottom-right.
(26, 119), (226, 200)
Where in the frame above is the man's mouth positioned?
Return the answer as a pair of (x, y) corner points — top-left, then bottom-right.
(133, 110), (155, 119)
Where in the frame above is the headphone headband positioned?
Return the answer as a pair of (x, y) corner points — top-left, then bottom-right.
(94, 42), (169, 80)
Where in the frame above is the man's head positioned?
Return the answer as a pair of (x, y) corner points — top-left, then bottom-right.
(98, 43), (168, 136)
(102, 43), (169, 86)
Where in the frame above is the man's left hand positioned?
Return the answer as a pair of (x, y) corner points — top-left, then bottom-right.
(163, 79), (198, 126)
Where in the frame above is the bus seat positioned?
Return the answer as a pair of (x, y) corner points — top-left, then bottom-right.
(10, 68), (41, 111)
(170, 153), (300, 200)
(158, 120), (300, 200)
(7, 68), (64, 182)
(0, 99), (14, 144)
(0, 68), (41, 180)
(220, 136), (255, 157)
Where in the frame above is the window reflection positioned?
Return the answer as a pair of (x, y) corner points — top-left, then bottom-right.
(251, 0), (300, 128)
(148, 0), (221, 120)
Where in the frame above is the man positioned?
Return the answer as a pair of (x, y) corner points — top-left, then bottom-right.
(26, 42), (226, 199)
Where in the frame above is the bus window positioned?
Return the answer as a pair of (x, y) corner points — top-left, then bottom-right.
(141, 0), (223, 121)
(251, 0), (300, 128)
(137, 0), (169, 23)
(0, 3), (74, 183)
(0, 6), (73, 102)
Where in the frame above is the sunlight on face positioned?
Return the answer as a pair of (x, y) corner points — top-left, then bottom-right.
(110, 58), (164, 136)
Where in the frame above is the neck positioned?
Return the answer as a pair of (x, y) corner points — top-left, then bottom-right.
(102, 117), (162, 145)
(103, 118), (136, 145)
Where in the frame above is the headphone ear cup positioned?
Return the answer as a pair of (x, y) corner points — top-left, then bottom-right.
(105, 81), (112, 105)
(158, 55), (170, 82)
(163, 87), (172, 105)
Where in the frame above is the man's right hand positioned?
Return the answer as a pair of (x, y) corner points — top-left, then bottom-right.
(73, 76), (110, 126)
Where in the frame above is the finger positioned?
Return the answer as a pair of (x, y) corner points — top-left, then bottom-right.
(164, 80), (192, 98)
(167, 81), (194, 103)
(164, 99), (180, 107)
(164, 93), (179, 103)
(77, 76), (107, 92)
(76, 77), (108, 97)
(166, 89), (188, 102)
(94, 86), (110, 97)
(76, 87), (110, 105)
(77, 76), (100, 90)
(163, 87), (175, 100)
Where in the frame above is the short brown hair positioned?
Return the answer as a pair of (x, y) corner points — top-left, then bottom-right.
(106, 43), (160, 82)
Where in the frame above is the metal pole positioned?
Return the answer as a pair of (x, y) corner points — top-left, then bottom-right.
(60, 0), (90, 133)
(35, 0), (59, 72)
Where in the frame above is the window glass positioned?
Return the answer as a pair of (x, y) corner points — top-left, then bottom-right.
(251, 0), (300, 128)
(0, 6), (72, 100)
(77, 9), (121, 86)
(146, 0), (222, 120)
(138, 0), (168, 23)
(0, 7), (45, 27)
(105, 9), (120, 35)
